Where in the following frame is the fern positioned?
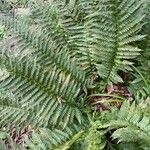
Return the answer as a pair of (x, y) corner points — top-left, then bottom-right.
(84, 121), (106, 150)
(111, 103), (150, 149)
(0, 0), (149, 149)
(84, 0), (146, 83)
(25, 124), (84, 150)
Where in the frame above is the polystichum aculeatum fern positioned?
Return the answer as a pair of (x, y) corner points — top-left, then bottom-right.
(0, 0), (150, 149)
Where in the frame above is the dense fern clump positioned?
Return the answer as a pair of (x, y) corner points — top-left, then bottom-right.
(0, 0), (150, 149)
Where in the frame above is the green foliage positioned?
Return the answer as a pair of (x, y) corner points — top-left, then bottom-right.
(107, 101), (150, 149)
(25, 125), (84, 150)
(83, 0), (145, 83)
(0, 0), (150, 149)
(84, 121), (106, 150)
(0, 25), (6, 39)
(0, 0), (11, 12)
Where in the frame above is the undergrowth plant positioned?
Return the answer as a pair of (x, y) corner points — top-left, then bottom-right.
(0, 0), (150, 149)
(0, 25), (6, 39)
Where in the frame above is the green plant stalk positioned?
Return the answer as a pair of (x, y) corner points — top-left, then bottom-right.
(131, 64), (150, 94)
(88, 94), (127, 101)
(91, 99), (125, 105)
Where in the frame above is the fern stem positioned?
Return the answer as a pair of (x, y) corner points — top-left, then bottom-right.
(88, 94), (127, 101)
(91, 99), (124, 105)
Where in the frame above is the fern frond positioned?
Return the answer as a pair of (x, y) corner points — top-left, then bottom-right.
(31, 2), (84, 54)
(0, 54), (87, 127)
(0, 89), (86, 149)
(53, 129), (84, 150)
(84, 121), (106, 150)
(84, 0), (145, 83)
(107, 101), (150, 148)
(0, 91), (34, 128)
(26, 124), (84, 150)
(0, 16), (88, 87)
(31, 1), (96, 74)
(0, 22), (88, 127)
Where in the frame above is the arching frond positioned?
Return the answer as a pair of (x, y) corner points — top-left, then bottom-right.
(107, 101), (150, 148)
(25, 124), (84, 150)
(0, 54), (87, 127)
(30, 1), (95, 75)
(83, 0), (145, 83)
(0, 16), (88, 87)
